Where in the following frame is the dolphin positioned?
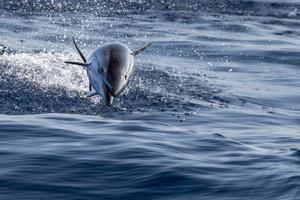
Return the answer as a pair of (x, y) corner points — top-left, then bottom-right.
(65, 38), (152, 106)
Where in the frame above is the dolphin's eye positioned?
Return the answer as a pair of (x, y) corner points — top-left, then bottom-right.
(125, 75), (128, 80)
(101, 69), (104, 74)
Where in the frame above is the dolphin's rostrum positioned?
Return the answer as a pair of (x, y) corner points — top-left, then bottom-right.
(65, 38), (152, 106)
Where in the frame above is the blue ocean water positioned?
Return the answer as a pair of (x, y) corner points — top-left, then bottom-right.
(0, 0), (300, 199)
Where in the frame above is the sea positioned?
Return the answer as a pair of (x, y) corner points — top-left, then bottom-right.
(0, 0), (299, 199)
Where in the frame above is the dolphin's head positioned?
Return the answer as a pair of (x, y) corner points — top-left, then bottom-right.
(102, 43), (134, 97)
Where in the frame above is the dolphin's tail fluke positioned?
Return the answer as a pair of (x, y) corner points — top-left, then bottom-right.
(65, 61), (89, 68)
(72, 37), (87, 63)
(132, 42), (153, 56)
(66, 37), (92, 91)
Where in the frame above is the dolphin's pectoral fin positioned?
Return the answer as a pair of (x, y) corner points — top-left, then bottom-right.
(72, 37), (87, 63)
(96, 72), (113, 92)
(86, 90), (98, 98)
(131, 42), (153, 56)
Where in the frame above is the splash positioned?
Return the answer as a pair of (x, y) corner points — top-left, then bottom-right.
(0, 50), (226, 115)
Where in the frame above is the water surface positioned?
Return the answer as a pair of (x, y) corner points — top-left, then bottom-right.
(0, 1), (299, 199)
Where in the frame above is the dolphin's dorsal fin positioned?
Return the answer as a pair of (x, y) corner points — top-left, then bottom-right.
(72, 37), (87, 63)
(131, 42), (153, 56)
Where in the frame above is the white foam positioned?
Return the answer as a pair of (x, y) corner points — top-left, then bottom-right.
(1, 51), (89, 94)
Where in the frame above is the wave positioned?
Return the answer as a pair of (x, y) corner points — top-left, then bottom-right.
(0, 114), (299, 200)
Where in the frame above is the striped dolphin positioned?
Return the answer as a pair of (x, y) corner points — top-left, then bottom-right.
(65, 38), (152, 106)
